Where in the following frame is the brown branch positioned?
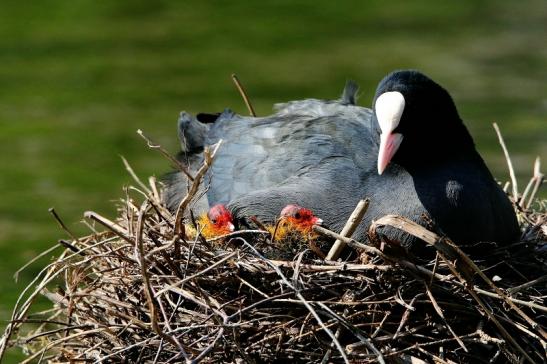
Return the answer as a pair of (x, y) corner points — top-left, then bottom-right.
(326, 199), (370, 260)
(49, 207), (78, 241)
(231, 73), (256, 117)
(137, 129), (194, 181)
(493, 122), (518, 202)
(135, 201), (184, 353)
(84, 211), (134, 245)
(526, 157), (544, 209)
(424, 283), (467, 352)
(174, 141), (222, 236)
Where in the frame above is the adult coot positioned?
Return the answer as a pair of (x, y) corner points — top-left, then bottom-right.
(164, 70), (519, 249)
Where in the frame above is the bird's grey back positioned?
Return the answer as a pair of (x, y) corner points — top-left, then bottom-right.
(204, 100), (374, 205)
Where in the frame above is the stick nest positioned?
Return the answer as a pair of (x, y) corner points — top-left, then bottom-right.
(1, 150), (546, 364)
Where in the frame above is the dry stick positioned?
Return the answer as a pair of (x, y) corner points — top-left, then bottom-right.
(231, 73), (256, 117)
(49, 207), (78, 241)
(149, 176), (161, 202)
(154, 251), (238, 297)
(493, 123), (518, 202)
(206, 229), (270, 243)
(527, 157), (544, 209)
(520, 157), (542, 209)
(269, 260), (392, 272)
(326, 199), (370, 260)
(315, 225), (402, 264)
(174, 140), (222, 236)
(121, 156), (152, 195)
(507, 275), (547, 295)
(12, 244), (62, 283)
(423, 283), (467, 352)
(137, 129), (194, 181)
(135, 200), (186, 355)
(84, 211), (134, 245)
(393, 294), (420, 339)
(472, 287), (547, 313)
(429, 252), (440, 287)
(316, 302), (385, 363)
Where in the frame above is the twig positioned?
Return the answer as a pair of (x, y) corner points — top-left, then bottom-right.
(231, 73), (256, 117)
(393, 294), (420, 339)
(473, 287), (547, 313)
(137, 129), (194, 181)
(526, 157), (544, 209)
(12, 244), (62, 283)
(84, 211), (134, 245)
(49, 207), (78, 241)
(507, 275), (547, 295)
(493, 122), (518, 202)
(135, 200), (184, 353)
(121, 156), (152, 195)
(174, 140), (222, 236)
(326, 199), (370, 260)
(154, 251), (237, 297)
(424, 283), (467, 352)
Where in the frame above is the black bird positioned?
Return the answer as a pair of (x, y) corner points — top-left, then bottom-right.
(164, 70), (519, 250)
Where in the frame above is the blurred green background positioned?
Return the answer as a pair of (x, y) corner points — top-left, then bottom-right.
(0, 1), (545, 361)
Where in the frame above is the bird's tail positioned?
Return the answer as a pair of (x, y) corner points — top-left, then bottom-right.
(340, 80), (359, 105)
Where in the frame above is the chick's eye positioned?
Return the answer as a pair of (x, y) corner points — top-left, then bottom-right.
(211, 219), (217, 224)
(294, 212), (301, 219)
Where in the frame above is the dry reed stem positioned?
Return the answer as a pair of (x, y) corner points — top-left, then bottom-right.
(231, 73), (257, 117)
(174, 140), (222, 236)
(493, 122), (519, 202)
(326, 198), (370, 260)
(137, 129), (194, 181)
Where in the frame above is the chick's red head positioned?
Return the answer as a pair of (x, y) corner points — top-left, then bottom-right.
(280, 204), (323, 232)
(206, 204), (235, 235)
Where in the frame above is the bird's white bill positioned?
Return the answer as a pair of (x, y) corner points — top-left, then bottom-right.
(227, 222), (235, 232)
(378, 132), (403, 175)
(314, 218), (324, 226)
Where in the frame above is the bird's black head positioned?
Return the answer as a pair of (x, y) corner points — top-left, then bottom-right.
(372, 70), (475, 174)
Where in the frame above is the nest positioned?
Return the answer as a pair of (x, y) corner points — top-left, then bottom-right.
(1, 137), (546, 364)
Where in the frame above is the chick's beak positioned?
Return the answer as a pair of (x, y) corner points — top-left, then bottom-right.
(312, 217), (323, 226)
(377, 132), (403, 175)
(227, 222), (235, 232)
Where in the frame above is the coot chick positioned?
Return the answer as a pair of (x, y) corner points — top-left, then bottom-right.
(184, 204), (235, 240)
(164, 70), (519, 251)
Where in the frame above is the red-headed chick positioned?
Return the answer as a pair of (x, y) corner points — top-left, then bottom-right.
(265, 204), (323, 256)
(195, 204), (235, 239)
(279, 204), (323, 235)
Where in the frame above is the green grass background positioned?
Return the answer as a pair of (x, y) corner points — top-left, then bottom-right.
(1, 1), (545, 361)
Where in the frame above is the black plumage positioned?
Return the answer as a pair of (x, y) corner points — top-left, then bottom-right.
(164, 70), (519, 250)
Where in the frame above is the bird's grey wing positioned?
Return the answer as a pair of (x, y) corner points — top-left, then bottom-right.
(273, 80), (360, 115)
(204, 105), (374, 206)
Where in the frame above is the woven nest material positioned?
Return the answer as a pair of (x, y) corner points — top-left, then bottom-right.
(1, 139), (546, 364)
